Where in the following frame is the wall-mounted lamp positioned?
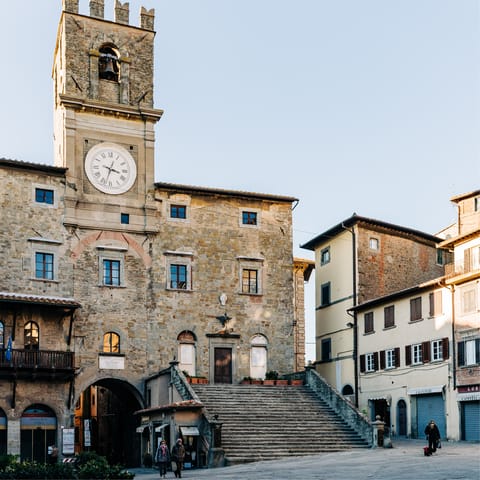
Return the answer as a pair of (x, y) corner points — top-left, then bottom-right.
(346, 322), (354, 328)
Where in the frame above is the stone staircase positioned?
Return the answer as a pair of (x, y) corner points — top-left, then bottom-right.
(192, 384), (369, 465)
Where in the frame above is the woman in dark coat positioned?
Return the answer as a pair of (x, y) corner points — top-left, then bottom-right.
(424, 420), (441, 454)
(155, 440), (170, 478)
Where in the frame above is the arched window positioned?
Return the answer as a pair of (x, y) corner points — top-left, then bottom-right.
(0, 321), (4, 349)
(103, 332), (120, 353)
(178, 331), (196, 376)
(24, 322), (39, 350)
(250, 334), (268, 380)
(98, 45), (119, 82)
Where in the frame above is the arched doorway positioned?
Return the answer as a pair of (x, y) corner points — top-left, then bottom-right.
(75, 379), (143, 467)
(397, 399), (407, 436)
(20, 404), (56, 463)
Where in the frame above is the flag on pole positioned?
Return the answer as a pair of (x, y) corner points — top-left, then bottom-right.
(5, 336), (12, 362)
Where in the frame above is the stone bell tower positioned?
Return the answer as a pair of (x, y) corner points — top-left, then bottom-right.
(53, 0), (163, 232)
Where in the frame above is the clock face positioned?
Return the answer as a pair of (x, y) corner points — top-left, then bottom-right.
(84, 142), (137, 195)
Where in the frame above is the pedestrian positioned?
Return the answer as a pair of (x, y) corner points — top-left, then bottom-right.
(47, 444), (59, 464)
(155, 440), (170, 478)
(171, 438), (185, 478)
(424, 420), (441, 455)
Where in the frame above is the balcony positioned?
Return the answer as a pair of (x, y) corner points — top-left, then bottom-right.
(0, 348), (75, 380)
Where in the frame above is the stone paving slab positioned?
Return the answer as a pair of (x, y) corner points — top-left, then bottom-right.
(130, 440), (480, 480)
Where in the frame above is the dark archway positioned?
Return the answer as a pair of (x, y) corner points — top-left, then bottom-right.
(75, 379), (143, 467)
(397, 399), (407, 436)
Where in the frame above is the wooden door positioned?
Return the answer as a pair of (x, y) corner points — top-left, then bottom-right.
(214, 348), (232, 383)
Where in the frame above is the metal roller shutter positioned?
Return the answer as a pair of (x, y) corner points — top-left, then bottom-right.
(463, 401), (480, 441)
(417, 394), (445, 439)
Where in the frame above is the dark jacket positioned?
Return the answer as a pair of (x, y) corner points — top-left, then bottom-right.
(172, 442), (185, 462)
(424, 423), (440, 441)
(155, 444), (170, 463)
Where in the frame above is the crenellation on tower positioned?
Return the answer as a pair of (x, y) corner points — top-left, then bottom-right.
(114, 0), (130, 25)
(140, 7), (155, 31)
(63, 0), (79, 13)
(89, 0), (104, 19)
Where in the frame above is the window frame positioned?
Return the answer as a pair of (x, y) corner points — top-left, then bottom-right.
(385, 348), (396, 369)
(320, 247), (331, 266)
(320, 282), (331, 307)
(242, 268), (259, 294)
(237, 256), (263, 295)
(321, 338), (331, 362)
(170, 204), (187, 220)
(365, 352), (376, 372)
(97, 246), (127, 288)
(165, 251), (194, 291)
(35, 252), (54, 280)
(364, 312), (374, 334)
(369, 237), (379, 251)
(412, 343), (423, 365)
(170, 264), (188, 290)
(32, 183), (58, 208)
(410, 297), (423, 322)
(24, 321), (39, 350)
(384, 305), (395, 329)
(240, 209), (260, 228)
(103, 259), (121, 286)
(103, 332), (121, 354)
(431, 339), (443, 362)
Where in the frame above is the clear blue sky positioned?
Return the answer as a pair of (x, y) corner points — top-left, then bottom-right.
(1, 1), (478, 361)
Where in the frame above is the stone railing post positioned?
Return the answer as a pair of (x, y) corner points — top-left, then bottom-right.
(371, 415), (385, 448)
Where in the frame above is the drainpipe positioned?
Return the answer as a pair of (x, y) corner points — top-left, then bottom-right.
(449, 285), (456, 390)
(342, 223), (358, 407)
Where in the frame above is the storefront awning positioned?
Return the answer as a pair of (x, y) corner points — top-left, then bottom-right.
(407, 385), (444, 395)
(457, 392), (480, 401)
(155, 424), (169, 432)
(368, 395), (392, 405)
(136, 425), (148, 433)
(180, 426), (199, 436)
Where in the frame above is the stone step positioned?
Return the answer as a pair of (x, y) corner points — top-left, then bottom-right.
(192, 383), (369, 465)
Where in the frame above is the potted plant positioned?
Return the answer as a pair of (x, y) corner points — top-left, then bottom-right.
(276, 378), (289, 386)
(264, 370), (278, 385)
(289, 378), (304, 386)
(240, 376), (252, 385)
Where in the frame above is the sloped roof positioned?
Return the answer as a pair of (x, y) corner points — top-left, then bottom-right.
(0, 291), (80, 308)
(301, 214), (442, 251)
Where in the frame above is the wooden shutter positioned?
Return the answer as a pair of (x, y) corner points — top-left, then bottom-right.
(476, 339), (480, 364)
(379, 350), (386, 370)
(405, 345), (412, 366)
(442, 337), (449, 359)
(422, 341), (431, 363)
(373, 351), (379, 371)
(458, 341), (465, 367)
(395, 347), (401, 367)
(360, 354), (366, 373)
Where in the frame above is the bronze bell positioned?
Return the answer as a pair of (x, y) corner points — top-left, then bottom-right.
(99, 54), (118, 81)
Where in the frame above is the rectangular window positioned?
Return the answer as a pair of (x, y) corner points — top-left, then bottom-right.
(412, 343), (422, 364)
(242, 211), (257, 226)
(321, 282), (331, 306)
(242, 269), (258, 294)
(120, 213), (129, 224)
(364, 312), (374, 334)
(171, 205), (187, 219)
(321, 338), (331, 362)
(384, 305), (395, 328)
(410, 297), (422, 321)
(431, 339), (443, 362)
(35, 252), (54, 280)
(475, 197), (480, 212)
(366, 353), (376, 372)
(320, 247), (330, 266)
(436, 249), (445, 265)
(170, 264), (187, 289)
(386, 349), (396, 369)
(462, 287), (476, 314)
(369, 238), (379, 250)
(35, 188), (54, 205)
(429, 291), (443, 317)
(103, 259), (121, 286)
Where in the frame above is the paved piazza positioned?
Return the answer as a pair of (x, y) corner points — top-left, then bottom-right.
(132, 439), (479, 480)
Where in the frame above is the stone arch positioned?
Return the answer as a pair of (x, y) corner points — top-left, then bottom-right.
(70, 231), (152, 268)
(74, 376), (144, 467)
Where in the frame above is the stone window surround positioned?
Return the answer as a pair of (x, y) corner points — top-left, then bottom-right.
(32, 183), (58, 209)
(28, 237), (62, 282)
(239, 209), (260, 228)
(237, 256), (264, 295)
(164, 250), (194, 291)
(96, 245), (128, 287)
